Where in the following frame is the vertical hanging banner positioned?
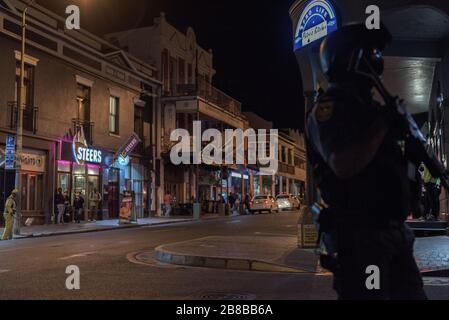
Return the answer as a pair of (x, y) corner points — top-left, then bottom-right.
(5, 135), (16, 170)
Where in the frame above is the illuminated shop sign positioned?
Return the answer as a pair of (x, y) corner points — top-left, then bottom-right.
(74, 147), (102, 164)
(294, 0), (338, 50)
(71, 127), (102, 165)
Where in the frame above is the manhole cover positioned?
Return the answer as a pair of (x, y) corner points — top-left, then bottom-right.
(194, 292), (256, 300)
(423, 277), (449, 286)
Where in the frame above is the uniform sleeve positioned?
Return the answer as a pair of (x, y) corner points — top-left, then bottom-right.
(307, 97), (359, 163)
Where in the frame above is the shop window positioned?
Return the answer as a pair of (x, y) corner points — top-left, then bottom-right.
(109, 96), (120, 135)
(87, 165), (100, 176)
(73, 163), (86, 175)
(58, 161), (71, 172)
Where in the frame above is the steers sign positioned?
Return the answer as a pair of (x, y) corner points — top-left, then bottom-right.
(72, 127), (102, 165)
(115, 133), (142, 161)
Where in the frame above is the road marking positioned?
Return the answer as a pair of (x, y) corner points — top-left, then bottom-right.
(226, 220), (241, 224)
(59, 251), (97, 260)
(0, 270), (10, 274)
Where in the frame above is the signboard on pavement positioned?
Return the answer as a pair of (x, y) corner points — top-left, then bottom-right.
(5, 135), (16, 170)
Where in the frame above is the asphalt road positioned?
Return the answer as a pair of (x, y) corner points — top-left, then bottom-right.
(0, 211), (447, 300)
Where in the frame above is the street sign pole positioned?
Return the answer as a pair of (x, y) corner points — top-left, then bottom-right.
(14, 7), (29, 236)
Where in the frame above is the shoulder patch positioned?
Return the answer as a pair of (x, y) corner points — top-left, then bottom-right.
(315, 99), (334, 123)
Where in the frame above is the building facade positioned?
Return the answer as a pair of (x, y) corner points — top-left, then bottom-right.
(0, 0), (161, 225)
(106, 13), (251, 214)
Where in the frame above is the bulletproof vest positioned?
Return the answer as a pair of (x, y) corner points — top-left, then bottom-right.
(306, 86), (411, 223)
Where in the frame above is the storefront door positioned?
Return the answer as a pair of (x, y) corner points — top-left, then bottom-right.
(20, 172), (44, 214)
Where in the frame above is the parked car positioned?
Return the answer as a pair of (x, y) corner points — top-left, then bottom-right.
(276, 194), (301, 211)
(250, 195), (278, 214)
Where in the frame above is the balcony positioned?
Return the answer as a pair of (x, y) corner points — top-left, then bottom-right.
(72, 118), (94, 145)
(167, 78), (242, 116)
(8, 102), (38, 134)
(279, 163), (295, 175)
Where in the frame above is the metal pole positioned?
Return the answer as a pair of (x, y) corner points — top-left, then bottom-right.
(14, 7), (28, 236)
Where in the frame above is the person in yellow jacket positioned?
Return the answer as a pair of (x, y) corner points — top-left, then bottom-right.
(2, 189), (18, 240)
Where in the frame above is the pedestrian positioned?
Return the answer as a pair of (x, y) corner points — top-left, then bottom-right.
(2, 189), (18, 241)
(88, 188), (102, 222)
(55, 188), (65, 225)
(306, 24), (426, 299)
(228, 193), (235, 212)
(73, 192), (84, 224)
(244, 193), (251, 214)
(63, 191), (71, 223)
(163, 191), (173, 216)
(422, 165), (441, 221)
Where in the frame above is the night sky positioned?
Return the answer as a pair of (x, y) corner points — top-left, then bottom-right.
(36, 0), (304, 130)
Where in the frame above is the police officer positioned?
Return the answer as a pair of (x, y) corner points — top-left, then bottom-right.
(2, 189), (18, 241)
(306, 24), (427, 300)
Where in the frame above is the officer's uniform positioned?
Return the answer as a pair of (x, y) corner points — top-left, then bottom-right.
(306, 84), (427, 300)
(2, 194), (16, 240)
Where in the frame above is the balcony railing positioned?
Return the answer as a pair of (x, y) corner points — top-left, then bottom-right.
(72, 118), (94, 145)
(279, 163), (295, 175)
(167, 78), (242, 116)
(8, 102), (38, 134)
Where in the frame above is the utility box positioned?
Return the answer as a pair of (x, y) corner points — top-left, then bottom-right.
(193, 203), (201, 220)
(298, 206), (319, 249)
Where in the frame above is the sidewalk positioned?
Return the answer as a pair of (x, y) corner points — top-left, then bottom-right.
(0, 217), (193, 239)
(153, 235), (319, 274)
(150, 235), (449, 275)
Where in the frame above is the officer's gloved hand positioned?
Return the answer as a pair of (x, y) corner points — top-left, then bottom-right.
(379, 96), (410, 139)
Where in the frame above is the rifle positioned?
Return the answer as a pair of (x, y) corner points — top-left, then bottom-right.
(351, 49), (449, 190)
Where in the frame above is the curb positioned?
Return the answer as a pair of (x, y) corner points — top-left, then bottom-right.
(9, 219), (193, 240)
(154, 246), (314, 274)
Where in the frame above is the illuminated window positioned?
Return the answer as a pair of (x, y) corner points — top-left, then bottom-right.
(109, 96), (120, 135)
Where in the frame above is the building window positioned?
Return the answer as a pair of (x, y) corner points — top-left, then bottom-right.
(188, 63), (193, 84)
(281, 146), (286, 163)
(109, 96), (120, 135)
(14, 63), (36, 132)
(161, 49), (169, 93)
(178, 58), (186, 85)
(134, 106), (144, 151)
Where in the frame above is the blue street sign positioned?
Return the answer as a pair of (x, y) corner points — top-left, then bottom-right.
(5, 135), (16, 170)
(294, 0), (339, 51)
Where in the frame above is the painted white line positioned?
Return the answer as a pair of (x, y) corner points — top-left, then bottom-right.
(59, 251), (97, 260)
(226, 220), (241, 224)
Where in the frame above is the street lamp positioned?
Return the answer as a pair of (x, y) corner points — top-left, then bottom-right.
(14, 0), (35, 236)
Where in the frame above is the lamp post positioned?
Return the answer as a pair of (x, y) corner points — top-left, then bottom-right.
(14, 1), (34, 236)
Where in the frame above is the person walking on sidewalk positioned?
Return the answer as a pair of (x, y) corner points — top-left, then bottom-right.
(89, 188), (102, 222)
(55, 188), (65, 225)
(423, 165), (441, 221)
(163, 192), (173, 217)
(2, 189), (18, 240)
(73, 192), (85, 224)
